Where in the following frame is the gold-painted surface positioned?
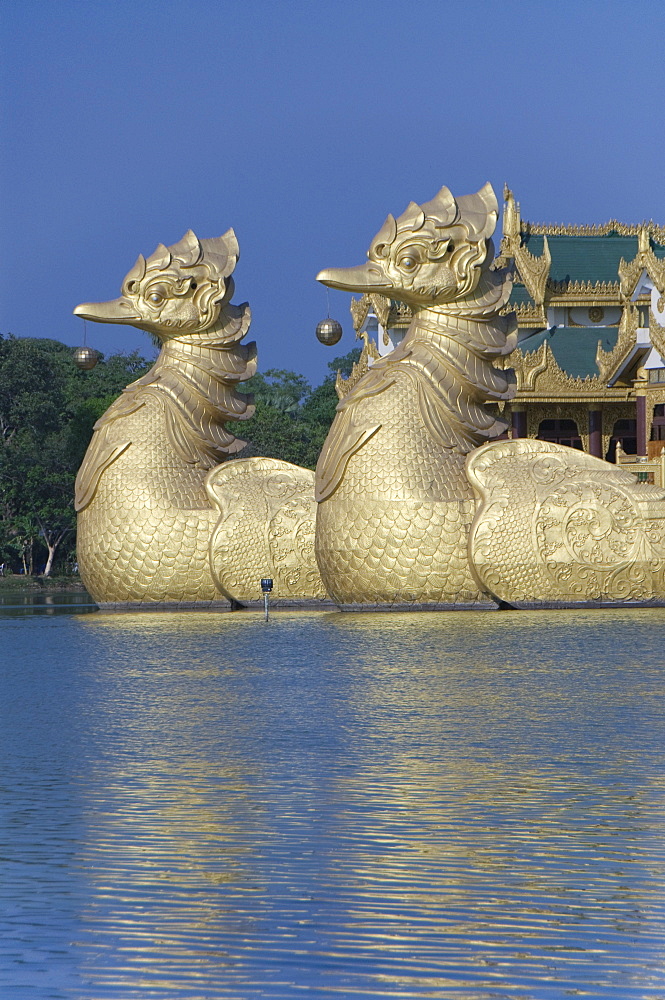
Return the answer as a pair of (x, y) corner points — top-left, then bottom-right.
(504, 338), (607, 395)
(352, 191), (663, 349)
(498, 187), (550, 313)
(650, 310), (665, 361)
(316, 184), (516, 608)
(520, 219), (665, 241)
(619, 231), (665, 298)
(503, 309), (645, 396)
(596, 302), (640, 383)
(334, 334), (380, 400)
(468, 438), (665, 607)
(349, 293), (412, 335)
(74, 230), (324, 606)
(547, 277), (620, 297)
(616, 441), (665, 489)
(206, 458), (326, 603)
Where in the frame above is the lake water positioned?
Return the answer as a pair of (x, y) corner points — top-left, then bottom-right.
(1, 596), (664, 999)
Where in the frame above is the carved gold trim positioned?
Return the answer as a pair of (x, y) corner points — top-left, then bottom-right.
(370, 293), (392, 329)
(500, 298), (547, 326)
(618, 232), (665, 297)
(500, 188), (551, 305)
(522, 220), (665, 241)
(505, 339), (606, 394)
(350, 295), (371, 332)
(602, 403), (637, 459)
(646, 388), (665, 418)
(515, 238), (550, 305)
(350, 293), (412, 333)
(548, 279), (620, 297)
(386, 300), (412, 327)
(335, 335), (380, 400)
(504, 340), (548, 391)
(649, 392), (665, 416)
(596, 303), (639, 383)
(511, 400), (642, 459)
(524, 403), (590, 452)
(650, 311), (665, 363)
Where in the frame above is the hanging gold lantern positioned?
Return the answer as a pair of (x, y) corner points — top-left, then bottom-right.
(316, 318), (343, 346)
(73, 345), (99, 370)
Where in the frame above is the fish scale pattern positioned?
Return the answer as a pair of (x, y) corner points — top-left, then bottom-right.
(77, 394), (327, 607)
(332, 373), (474, 502)
(315, 368), (487, 606)
(316, 497), (480, 606)
(77, 398), (219, 604)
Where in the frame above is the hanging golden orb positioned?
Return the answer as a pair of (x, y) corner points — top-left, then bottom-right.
(316, 318), (343, 346)
(73, 346), (99, 370)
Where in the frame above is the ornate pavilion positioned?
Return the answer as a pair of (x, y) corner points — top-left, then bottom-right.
(347, 188), (665, 484)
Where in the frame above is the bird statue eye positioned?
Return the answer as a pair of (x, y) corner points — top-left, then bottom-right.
(399, 255), (418, 271)
(148, 291), (164, 305)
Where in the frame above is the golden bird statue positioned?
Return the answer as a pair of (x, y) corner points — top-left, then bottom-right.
(74, 229), (326, 609)
(316, 184), (665, 609)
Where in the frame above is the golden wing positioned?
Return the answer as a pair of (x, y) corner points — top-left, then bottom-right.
(206, 457), (328, 603)
(467, 439), (665, 608)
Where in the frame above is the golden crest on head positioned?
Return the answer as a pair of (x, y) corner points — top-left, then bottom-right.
(409, 182), (498, 240)
(418, 185), (457, 226)
(167, 229), (203, 267)
(453, 183), (498, 242)
(319, 182), (501, 307)
(369, 185), (497, 258)
(143, 229), (239, 281)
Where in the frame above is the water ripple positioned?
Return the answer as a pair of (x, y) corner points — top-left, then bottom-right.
(1, 607), (664, 997)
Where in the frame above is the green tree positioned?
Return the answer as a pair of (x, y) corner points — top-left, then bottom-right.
(236, 348), (361, 469)
(243, 368), (311, 412)
(0, 335), (153, 574)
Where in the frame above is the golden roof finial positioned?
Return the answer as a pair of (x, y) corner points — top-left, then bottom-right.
(502, 185), (520, 243)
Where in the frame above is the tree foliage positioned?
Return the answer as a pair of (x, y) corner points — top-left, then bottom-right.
(0, 335), (154, 574)
(236, 349), (360, 468)
(0, 334), (361, 574)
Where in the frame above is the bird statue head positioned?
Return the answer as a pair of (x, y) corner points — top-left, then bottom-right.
(317, 183), (499, 306)
(74, 229), (239, 339)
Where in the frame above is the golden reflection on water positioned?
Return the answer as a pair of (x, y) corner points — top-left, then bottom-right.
(64, 608), (665, 997)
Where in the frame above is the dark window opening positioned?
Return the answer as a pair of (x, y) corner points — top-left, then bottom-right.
(537, 419), (583, 450)
(652, 404), (665, 441)
(607, 418), (637, 461)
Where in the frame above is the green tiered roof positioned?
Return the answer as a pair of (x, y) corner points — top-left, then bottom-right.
(519, 326), (620, 379)
(508, 284), (535, 308)
(521, 232), (665, 285)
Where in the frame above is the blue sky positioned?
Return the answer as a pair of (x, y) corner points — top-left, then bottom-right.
(1, 0), (663, 384)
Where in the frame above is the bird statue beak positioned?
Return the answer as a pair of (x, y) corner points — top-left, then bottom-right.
(73, 297), (140, 324)
(316, 263), (390, 293)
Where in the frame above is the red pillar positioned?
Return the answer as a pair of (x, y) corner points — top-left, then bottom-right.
(588, 409), (602, 458)
(511, 408), (527, 439)
(636, 395), (647, 457)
